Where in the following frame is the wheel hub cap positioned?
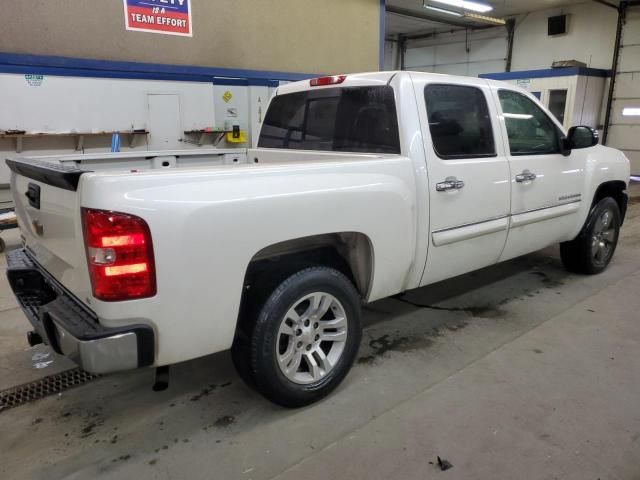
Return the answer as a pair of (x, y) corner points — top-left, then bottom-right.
(591, 208), (616, 265)
(276, 292), (348, 385)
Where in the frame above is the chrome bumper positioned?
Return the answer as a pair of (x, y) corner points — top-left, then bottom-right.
(6, 249), (155, 374)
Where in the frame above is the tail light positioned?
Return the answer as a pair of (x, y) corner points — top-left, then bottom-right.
(310, 75), (347, 87)
(82, 208), (156, 301)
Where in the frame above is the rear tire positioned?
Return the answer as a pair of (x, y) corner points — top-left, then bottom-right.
(560, 197), (620, 274)
(241, 266), (362, 408)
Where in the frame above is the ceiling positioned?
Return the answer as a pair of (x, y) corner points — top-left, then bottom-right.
(385, 0), (611, 35)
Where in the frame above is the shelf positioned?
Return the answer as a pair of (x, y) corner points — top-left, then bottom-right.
(0, 130), (149, 152)
(182, 129), (230, 147)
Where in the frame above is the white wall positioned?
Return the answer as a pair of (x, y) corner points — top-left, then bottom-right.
(0, 73), (276, 185)
(0, 74), (216, 136)
(404, 27), (508, 77)
(511, 2), (617, 71)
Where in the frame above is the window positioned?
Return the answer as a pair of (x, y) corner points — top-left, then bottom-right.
(424, 84), (496, 159)
(548, 89), (568, 125)
(258, 86), (400, 154)
(498, 89), (561, 156)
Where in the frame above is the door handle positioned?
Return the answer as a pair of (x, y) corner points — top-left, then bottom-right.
(515, 170), (537, 183)
(436, 177), (465, 192)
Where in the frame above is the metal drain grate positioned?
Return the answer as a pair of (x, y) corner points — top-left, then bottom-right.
(0, 368), (99, 412)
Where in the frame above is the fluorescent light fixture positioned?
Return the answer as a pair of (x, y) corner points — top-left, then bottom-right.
(629, 175), (640, 182)
(431, 0), (493, 13)
(622, 107), (640, 116)
(464, 12), (505, 25)
(504, 113), (533, 120)
(424, 5), (463, 16)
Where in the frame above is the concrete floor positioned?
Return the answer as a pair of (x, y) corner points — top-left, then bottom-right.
(1, 184), (640, 480)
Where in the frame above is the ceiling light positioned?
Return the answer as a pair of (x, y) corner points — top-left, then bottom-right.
(431, 0), (493, 13)
(622, 107), (640, 116)
(464, 12), (505, 25)
(424, 5), (463, 16)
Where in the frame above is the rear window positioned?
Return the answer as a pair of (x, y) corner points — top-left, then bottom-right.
(258, 86), (401, 154)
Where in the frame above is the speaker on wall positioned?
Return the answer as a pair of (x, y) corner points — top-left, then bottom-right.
(548, 14), (567, 36)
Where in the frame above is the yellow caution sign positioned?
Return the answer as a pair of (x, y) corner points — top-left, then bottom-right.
(222, 91), (233, 103)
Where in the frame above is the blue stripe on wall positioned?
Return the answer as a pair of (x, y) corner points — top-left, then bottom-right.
(480, 67), (611, 80)
(0, 52), (316, 85)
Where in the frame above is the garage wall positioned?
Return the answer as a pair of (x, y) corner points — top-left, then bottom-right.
(404, 28), (507, 77)
(605, 4), (640, 174)
(0, 72), (281, 184)
(0, 74), (219, 184)
(511, 2), (618, 71)
(397, 1), (617, 78)
(0, 0), (381, 75)
(1, 75), (215, 135)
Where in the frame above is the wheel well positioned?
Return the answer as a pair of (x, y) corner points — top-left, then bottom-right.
(244, 233), (373, 297)
(234, 233), (373, 340)
(592, 180), (627, 223)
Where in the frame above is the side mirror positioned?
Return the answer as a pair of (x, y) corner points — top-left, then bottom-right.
(568, 126), (599, 149)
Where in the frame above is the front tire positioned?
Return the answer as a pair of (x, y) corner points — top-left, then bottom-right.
(560, 197), (621, 274)
(246, 267), (362, 408)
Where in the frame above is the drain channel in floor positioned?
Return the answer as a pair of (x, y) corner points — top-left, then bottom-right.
(0, 368), (99, 412)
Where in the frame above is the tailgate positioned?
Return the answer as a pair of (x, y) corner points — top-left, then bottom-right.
(7, 157), (90, 300)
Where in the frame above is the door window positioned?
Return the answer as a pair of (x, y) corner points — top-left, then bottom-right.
(498, 90), (561, 156)
(424, 84), (496, 159)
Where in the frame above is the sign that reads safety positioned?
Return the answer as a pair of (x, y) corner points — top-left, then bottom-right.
(123, 0), (192, 37)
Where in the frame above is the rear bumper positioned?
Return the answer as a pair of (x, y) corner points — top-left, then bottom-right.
(6, 248), (155, 374)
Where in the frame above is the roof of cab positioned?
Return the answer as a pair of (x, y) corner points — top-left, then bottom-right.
(275, 70), (515, 95)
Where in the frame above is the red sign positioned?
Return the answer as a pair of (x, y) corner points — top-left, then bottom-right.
(123, 0), (192, 37)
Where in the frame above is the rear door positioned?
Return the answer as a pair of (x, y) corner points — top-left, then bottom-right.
(491, 87), (586, 261)
(411, 75), (511, 286)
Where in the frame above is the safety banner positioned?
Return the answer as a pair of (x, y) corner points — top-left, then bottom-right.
(123, 0), (192, 37)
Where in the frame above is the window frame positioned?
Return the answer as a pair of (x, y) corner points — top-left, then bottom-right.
(497, 88), (565, 157)
(423, 83), (498, 161)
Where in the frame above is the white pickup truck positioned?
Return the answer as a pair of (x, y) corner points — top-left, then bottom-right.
(6, 71), (630, 407)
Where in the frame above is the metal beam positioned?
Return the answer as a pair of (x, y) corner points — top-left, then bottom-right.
(386, 5), (474, 29)
(505, 18), (515, 72)
(592, 0), (620, 9)
(603, 1), (627, 145)
(399, 35), (408, 70)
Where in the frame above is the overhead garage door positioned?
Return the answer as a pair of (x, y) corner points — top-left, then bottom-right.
(606, 4), (640, 174)
(404, 28), (508, 78)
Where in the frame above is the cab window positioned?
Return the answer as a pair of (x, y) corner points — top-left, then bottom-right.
(258, 86), (400, 154)
(498, 89), (562, 156)
(424, 84), (496, 159)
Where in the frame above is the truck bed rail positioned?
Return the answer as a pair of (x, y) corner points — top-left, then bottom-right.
(6, 157), (86, 191)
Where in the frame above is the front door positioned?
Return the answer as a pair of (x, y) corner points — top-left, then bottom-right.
(412, 75), (511, 286)
(491, 88), (586, 261)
